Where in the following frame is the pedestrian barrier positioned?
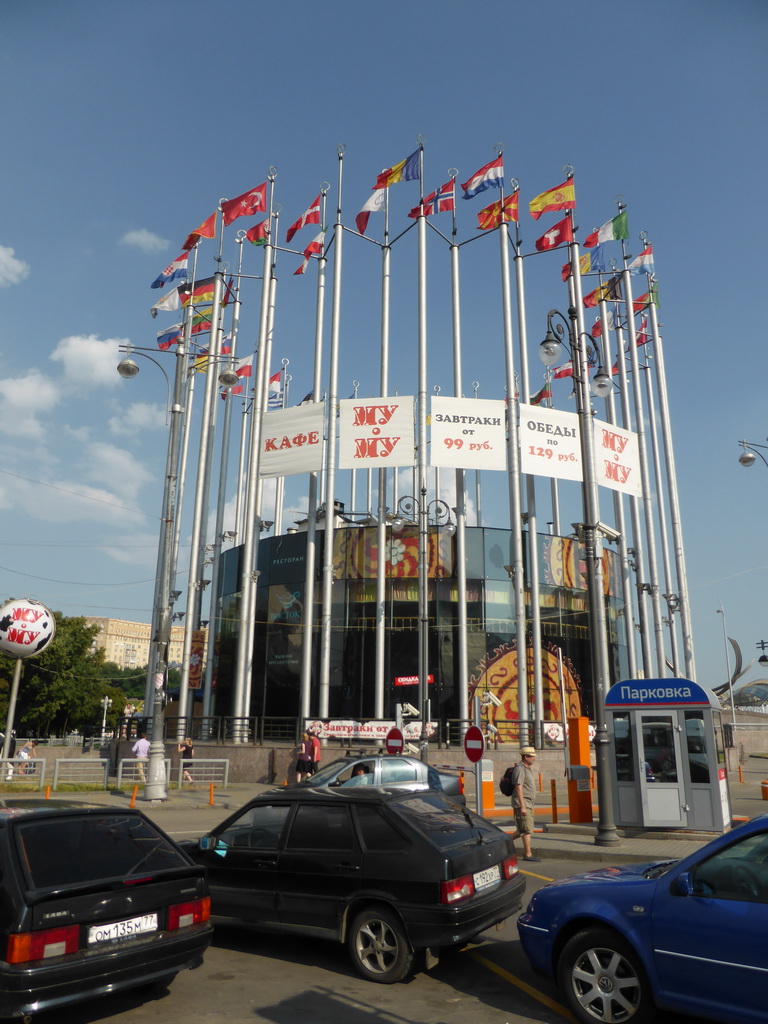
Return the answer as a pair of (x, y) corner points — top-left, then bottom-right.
(3, 758), (45, 789)
(177, 758), (229, 788)
(52, 758), (109, 790)
(117, 758), (171, 788)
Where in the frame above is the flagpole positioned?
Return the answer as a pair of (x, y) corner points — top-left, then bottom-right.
(273, 357), (290, 532)
(201, 236), (246, 729)
(496, 153), (528, 746)
(233, 170), (277, 739)
(472, 381), (482, 525)
(299, 185), (329, 723)
(177, 260), (228, 738)
(598, 297), (638, 680)
(318, 146), (345, 720)
(374, 207), (390, 718)
(619, 240), (666, 677)
(448, 169), (469, 739)
(646, 279), (695, 678)
(514, 187), (544, 738)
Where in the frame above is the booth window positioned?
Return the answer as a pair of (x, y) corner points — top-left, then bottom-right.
(641, 716), (678, 782)
(684, 710), (710, 783)
(614, 712), (635, 782)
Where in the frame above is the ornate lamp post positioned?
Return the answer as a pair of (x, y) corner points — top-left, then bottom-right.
(539, 306), (620, 846)
(392, 494), (455, 762)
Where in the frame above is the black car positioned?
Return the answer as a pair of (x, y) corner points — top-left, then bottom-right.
(0, 801), (211, 1019)
(185, 786), (525, 983)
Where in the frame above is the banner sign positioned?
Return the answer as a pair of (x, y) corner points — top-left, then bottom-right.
(187, 629), (206, 689)
(430, 397), (507, 471)
(258, 403), (325, 477)
(306, 718), (437, 740)
(338, 397), (415, 469)
(592, 418), (642, 497)
(519, 404), (583, 482)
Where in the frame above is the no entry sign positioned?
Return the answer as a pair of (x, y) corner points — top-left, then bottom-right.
(385, 727), (404, 755)
(464, 725), (485, 763)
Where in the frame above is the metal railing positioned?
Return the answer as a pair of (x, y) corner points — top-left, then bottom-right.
(3, 758), (45, 788)
(117, 758), (171, 787)
(52, 758), (109, 790)
(177, 758), (229, 788)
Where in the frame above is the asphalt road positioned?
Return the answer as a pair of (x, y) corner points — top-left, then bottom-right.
(51, 811), (699, 1024)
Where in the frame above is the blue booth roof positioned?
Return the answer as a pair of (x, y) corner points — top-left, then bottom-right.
(605, 678), (720, 709)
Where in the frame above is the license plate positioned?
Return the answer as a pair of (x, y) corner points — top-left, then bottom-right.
(88, 913), (158, 945)
(473, 864), (501, 892)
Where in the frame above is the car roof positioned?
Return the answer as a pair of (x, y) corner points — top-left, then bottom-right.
(0, 802), (145, 825)
(258, 785), (443, 806)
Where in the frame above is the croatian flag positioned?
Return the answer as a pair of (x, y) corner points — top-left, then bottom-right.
(268, 371), (283, 409)
(460, 156), (504, 200)
(151, 252), (189, 289)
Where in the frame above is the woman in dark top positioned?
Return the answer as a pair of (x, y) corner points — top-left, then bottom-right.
(177, 737), (194, 784)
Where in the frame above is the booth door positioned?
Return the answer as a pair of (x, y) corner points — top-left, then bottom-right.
(638, 713), (687, 827)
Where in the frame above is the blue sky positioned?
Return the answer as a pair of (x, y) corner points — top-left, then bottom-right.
(1, 0), (766, 693)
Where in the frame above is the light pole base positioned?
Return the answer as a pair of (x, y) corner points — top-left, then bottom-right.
(594, 825), (622, 846)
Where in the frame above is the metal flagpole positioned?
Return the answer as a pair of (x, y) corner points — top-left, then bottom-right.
(472, 380), (482, 525)
(448, 171), (469, 738)
(619, 248), (666, 677)
(318, 146), (345, 719)
(513, 187), (544, 740)
(646, 279), (695, 678)
(598, 299), (638, 680)
(374, 184), (392, 719)
(495, 152), (528, 746)
(201, 236), (246, 726)
(641, 357), (681, 674)
(349, 378), (359, 515)
(233, 170), (277, 737)
(177, 260), (227, 737)
(299, 185), (329, 723)
(273, 357), (290, 532)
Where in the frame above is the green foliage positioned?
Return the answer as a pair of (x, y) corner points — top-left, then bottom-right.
(0, 613), (124, 736)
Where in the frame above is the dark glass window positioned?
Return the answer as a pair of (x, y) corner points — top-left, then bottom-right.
(355, 806), (410, 852)
(286, 804), (355, 851)
(15, 814), (188, 889)
(684, 710), (710, 783)
(215, 804), (290, 849)
(613, 712), (635, 782)
(394, 793), (500, 849)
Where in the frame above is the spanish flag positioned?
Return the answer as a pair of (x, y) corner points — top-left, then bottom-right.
(477, 192), (519, 231)
(529, 179), (576, 220)
(372, 149), (419, 190)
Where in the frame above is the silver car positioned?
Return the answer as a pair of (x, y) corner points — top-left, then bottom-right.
(303, 754), (464, 798)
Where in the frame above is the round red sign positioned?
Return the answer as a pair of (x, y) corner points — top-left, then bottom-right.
(385, 727), (404, 755)
(463, 725), (485, 763)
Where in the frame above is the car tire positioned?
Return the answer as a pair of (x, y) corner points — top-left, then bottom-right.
(557, 927), (655, 1024)
(348, 906), (414, 984)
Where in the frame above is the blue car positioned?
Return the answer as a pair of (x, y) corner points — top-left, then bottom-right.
(518, 814), (768, 1024)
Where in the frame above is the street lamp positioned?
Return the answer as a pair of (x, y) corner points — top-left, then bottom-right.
(393, 493), (455, 763)
(100, 696), (113, 740)
(117, 341), (187, 800)
(737, 439), (768, 469)
(539, 307), (620, 846)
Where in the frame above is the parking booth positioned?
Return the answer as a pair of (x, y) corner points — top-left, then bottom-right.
(605, 678), (731, 831)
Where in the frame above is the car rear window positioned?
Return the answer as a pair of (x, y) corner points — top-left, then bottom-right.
(13, 814), (189, 890)
(354, 805), (411, 852)
(393, 794), (501, 849)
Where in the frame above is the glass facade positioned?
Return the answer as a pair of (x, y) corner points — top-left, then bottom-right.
(212, 525), (628, 727)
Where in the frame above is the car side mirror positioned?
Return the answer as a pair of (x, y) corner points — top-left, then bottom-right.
(199, 834), (216, 851)
(675, 870), (693, 896)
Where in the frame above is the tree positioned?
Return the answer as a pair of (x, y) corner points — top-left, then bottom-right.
(0, 613), (120, 736)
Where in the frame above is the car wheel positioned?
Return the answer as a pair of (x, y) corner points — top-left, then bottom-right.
(348, 906), (414, 984)
(557, 927), (655, 1024)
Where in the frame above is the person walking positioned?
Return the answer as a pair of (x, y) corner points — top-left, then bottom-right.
(177, 737), (195, 785)
(132, 733), (150, 782)
(309, 730), (321, 775)
(295, 732), (313, 783)
(511, 746), (540, 862)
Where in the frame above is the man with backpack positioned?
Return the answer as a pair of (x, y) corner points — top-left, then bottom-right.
(509, 746), (540, 862)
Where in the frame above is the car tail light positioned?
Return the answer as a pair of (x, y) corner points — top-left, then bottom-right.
(167, 896), (210, 931)
(440, 874), (475, 904)
(7, 925), (80, 964)
(502, 855), (519, 879)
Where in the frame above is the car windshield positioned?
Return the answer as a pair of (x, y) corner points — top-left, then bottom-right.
(13, 814), (189, 889)
(309, 759), (366, 786)
(393, 793), (500, 849)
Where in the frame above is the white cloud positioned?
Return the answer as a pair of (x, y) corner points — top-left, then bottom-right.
(0, 471), (147, 527)
(50, 334), (127, 389)
(0, 371), (60, 439)
(81, 441), (154, 500)
(121, 229), (169, 253)
(108, 401), (166, 436)
(0, 245), (30, 287)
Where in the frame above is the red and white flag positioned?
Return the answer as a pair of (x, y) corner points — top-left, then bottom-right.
(553, 361), (574, 379)
(534, 216), (574, 252)
(355, 189), (386, 235)
(408, 180), (455, 219)
(221, 183), (267, 226)
(286, 195), (321, 243)
(294, 230), (326, 275)
(235, 354), (253, 378)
